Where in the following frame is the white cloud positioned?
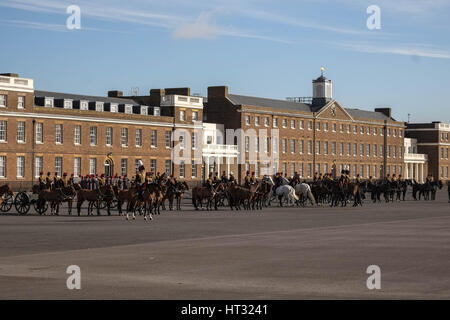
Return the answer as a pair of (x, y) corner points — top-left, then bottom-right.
(334, 41), (450, 59)
(173, 12), (219, 39)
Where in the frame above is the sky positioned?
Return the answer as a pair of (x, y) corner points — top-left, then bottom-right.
(1, 0), (450, 123)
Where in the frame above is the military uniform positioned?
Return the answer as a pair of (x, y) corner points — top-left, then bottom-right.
(38, 172), (46, 190)
(244, 171), (251, 188)
(45, 173), (52, 189)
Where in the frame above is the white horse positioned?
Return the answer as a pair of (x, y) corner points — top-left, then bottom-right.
(263, 175), (299, 207)
(294, 183), (316, 206)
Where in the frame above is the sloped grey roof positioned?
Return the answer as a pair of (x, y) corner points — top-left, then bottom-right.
(228, 94), (312, 112)
(35, 90), (138, 105)
(346, 108), (393, 121)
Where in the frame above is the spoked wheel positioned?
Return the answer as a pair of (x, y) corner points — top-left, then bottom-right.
(110, 199), (118, 209)
(14, 192), (31, 215)
(33, 199), (48, 215)
(93, 200), (107, 210)
(0, 194), (13, 212)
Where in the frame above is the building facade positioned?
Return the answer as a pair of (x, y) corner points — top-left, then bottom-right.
(205, 75), (406, 182)
(406, 122), (450, 181)
(0, 73), (207, 189)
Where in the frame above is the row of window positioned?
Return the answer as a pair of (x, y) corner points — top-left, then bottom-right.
(0, 156), (202, 179)
(244, 162), (404, 179)
(0, 94), (25, 109)
(244, 115), (403, 137)
(243, 136), (402, 158)
(0, 121), (201, 149)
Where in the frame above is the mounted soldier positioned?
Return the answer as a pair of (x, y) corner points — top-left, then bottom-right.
(221, 171), (228, 183)
(135, 165), (146, 201)
(122, 174), (129, 190)
(244, 170), (251, 188)
(61, 172), (69, 187)
(38, 171), (46, 190)
(45, 172), (52, 189)
(53, 172), (60, 190)
(250, 171), (257, 184)
(206, 173), (215, 194)
(229, 171), (236, 184)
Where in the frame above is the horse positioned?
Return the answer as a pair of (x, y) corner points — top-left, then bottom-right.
(0, 184), (13, 206)
(263, 176), (298, 207)
(169, 181), (189, 211)
(113, 185), (137, 218)
(294, 183), (316, 206)
(32, 184), (64, 215)
(192, 183), (223, 211)
(76, 185), (114, 216)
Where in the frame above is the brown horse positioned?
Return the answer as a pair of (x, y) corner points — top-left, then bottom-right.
(113, 186), (138, 219)
(192, 183), (223, 211)
(76, 185), (114, 216)
(32, 185), (64, 215)
(0, 184), (13, 206)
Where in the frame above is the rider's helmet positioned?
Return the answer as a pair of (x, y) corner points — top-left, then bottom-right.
(47, 171), (51, 176)
(40, 171), (43, 175)
(63, 172), (67, 177)
(251, 172), (255, 176)
(139, 165), (145, 172)
(246, 171), (250, 175)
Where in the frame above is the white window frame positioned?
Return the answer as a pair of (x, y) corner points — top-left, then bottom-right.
(74, 157), (81, 176)
(121, 128), (128, 147)
(135, 128), (142, 147)
(0, 94), (6, 108)
(89, 158), (96, 175)
(106, 127), (113, 146)
(17, 156), (25, 178)
(35, 156), (43, 178)
(55, 124), (63, 144)
(0, 156), (6, 178)
(18, 95), (25, 109)
(0, 120), (7, 142)
(151, 130), (157, 148)
(74, 125), (81, 145)
(90, 126), (97, 146)
(55, 157), (62, 177)
(35, 122), (43, 144)
(17, 122), (25, 143)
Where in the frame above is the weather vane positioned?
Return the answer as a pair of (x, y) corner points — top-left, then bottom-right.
(321, 66), (326, 76)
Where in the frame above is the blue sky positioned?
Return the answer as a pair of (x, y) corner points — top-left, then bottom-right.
(1, 0), (450, 122)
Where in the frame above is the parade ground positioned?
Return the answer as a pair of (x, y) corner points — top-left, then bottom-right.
(0, 191), (449, 299)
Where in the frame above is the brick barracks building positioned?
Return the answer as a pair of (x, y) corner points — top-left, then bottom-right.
(406, 122), (450, 181)
(204, 74), (406, 182)
(2, 71), (446, 188)
(0, 73), (205, 189)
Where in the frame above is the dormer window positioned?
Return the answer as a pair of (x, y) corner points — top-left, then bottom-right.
(80, 101), (88, 110)
(125, 105), (132, 114)
(95, 102), (104, 112)
(64, 99), (73, 109)
(141, 106), (148, 115)
(45, 98), (54, 107)
(110, 104), (118, 112)
(153, 107), (160, 116)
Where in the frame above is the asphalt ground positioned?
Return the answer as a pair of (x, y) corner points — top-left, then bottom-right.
(0, 190), (449, 299)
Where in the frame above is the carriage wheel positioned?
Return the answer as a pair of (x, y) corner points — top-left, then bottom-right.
(0, 194), (13, 212)
(14, 192), (30, 215)
(110, 199), (118, 209)
(33, 199), (48, 215)
(93, 200), (107, 210)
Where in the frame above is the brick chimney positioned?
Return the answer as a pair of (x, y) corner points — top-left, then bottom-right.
(165, 87), (191, 96)
(208, 86), (229, 99)
(108, 90), (123, 97)
(0, 73), (19, 77)
(375, 108), (392, 118)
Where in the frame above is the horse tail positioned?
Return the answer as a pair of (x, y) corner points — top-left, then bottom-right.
(291, 188), (299, 201)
